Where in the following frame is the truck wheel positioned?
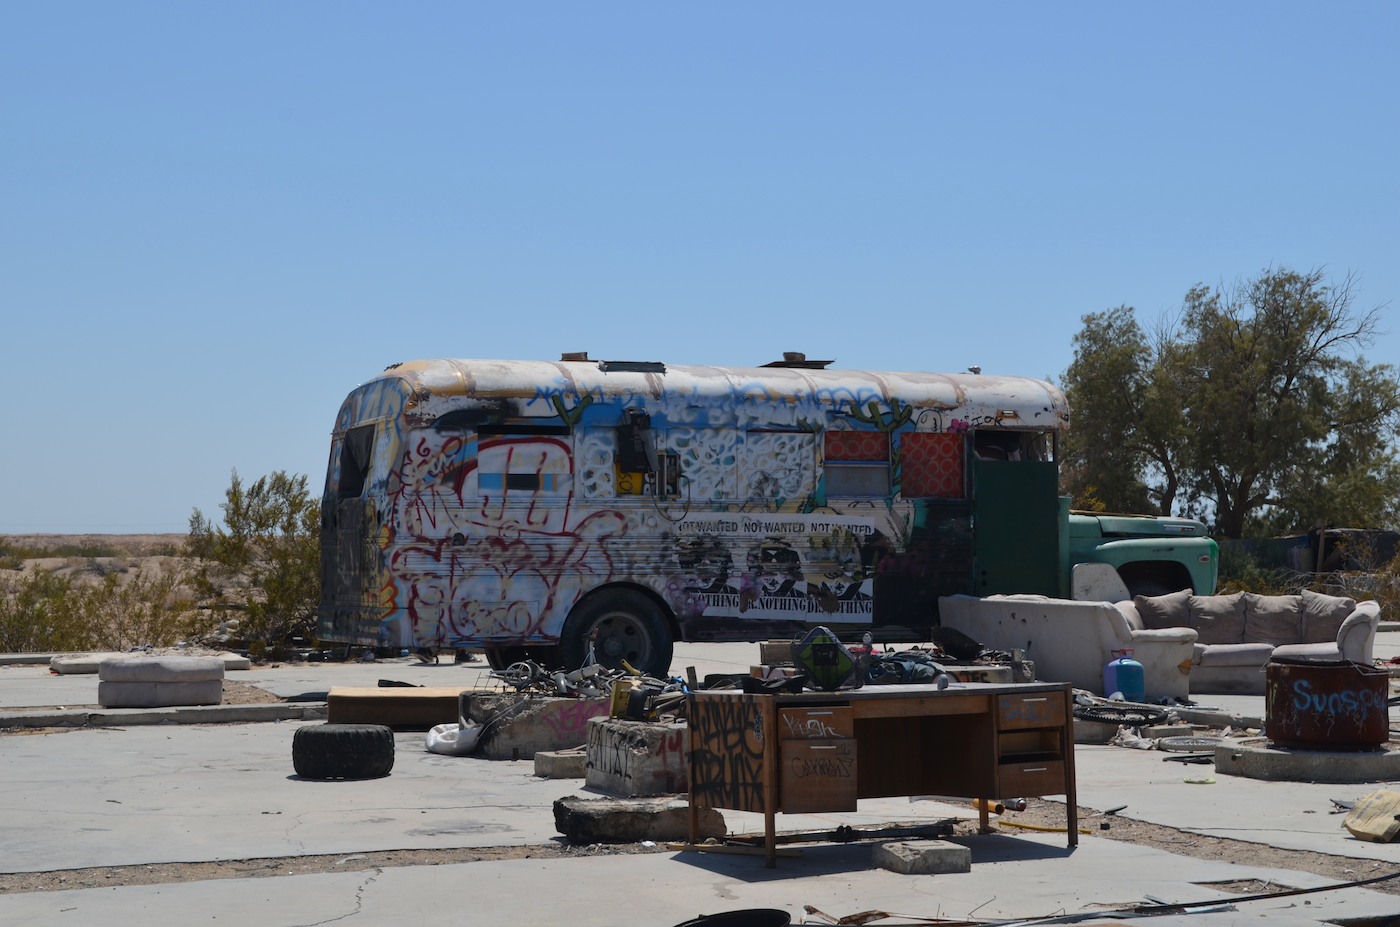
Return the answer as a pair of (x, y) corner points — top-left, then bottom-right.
(560, 589), (673, 677)
(292, 724), (395, 780)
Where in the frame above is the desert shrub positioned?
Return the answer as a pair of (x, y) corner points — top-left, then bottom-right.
(188, 470), (320, 647)
(77, 568), (208, 651)
(0, 570), (89, 652)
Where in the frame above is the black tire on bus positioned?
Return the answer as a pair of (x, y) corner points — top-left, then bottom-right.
(292, 724), (395, 780)
(559, 588), (674, 678)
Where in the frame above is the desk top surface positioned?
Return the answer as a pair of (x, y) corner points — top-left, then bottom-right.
(690, 681), (1069, 704)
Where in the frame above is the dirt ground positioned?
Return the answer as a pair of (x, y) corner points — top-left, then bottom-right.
(3, 795), (1399, 898)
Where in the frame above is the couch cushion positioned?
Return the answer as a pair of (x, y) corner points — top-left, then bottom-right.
(1134, 589), (1192, 630)
(1196, 642), (1275, 667)
(1188, 593), (1247, 645)
(1300, 589), (1356, 644)
(1243, 594), (1303, 647)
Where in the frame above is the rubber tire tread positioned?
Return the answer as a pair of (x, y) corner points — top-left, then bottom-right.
(1072, 705), (1170, 726)
(559, 588), (674, 677)
(293, 724), (395, 780)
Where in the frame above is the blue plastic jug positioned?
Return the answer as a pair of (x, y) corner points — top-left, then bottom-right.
(1103, 650), (1145, 703)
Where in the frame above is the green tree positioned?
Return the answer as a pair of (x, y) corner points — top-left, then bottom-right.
(1062, 268), (1400, 538)
(187, 470), (321, 647)
(1180, 269), (1400, 537)
(1060, 305), (1189, 515)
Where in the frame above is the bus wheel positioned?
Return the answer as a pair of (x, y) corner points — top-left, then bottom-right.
(560, 589), (674, 677)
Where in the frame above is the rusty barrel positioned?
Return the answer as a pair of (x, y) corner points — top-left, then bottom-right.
(1265, 658), (1389, 749)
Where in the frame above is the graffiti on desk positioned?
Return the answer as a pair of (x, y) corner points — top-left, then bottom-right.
(782, 714), (840, 739)
(1000, 696), (1051, 724)
(688, 697), (767, 813)
(789, 742), (856, 779)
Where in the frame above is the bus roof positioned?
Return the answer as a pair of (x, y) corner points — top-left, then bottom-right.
(341, 358), (1069, 433)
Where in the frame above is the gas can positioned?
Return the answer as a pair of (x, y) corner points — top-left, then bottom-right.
(1103, 650), (1145, 703)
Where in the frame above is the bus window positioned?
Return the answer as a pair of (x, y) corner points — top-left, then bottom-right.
(667, 427), (740, 500)
(743, 431), (816, 500)
(824, 431), (890, 497)
(899, 433), (965, 499)
(338, 425), (375, 499)
(973, 430), (1050, 462)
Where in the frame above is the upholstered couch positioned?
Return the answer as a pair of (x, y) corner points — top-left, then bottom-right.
(938, 594), (1198, 700)
(1121, 589), (1380, 695)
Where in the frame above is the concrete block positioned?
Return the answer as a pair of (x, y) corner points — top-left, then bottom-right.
(327, 686), (478, 729)
(871, 839), (972, 875)
(1215, 738), (1400, 783)
(1073, 717), (1118, 744)
(465, 693), (609, 761)
(98, 679), (223, 708)
(553, 795), (724, 844)
(585, 717), (688, 796)
(535, 748), (587, 779)
(99, 655), (225, 683)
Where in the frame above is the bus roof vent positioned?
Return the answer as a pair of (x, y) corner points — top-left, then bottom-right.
(560, 352), (590, 361)
(762, 351), (834, 369)
(599, 360), (666, 374)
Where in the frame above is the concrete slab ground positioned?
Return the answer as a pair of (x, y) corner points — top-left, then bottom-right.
(0, 721), (971, 873)
(1073, 741), (1400, 864)
(1, 830), (1396, 927)
(4, 640), (1400, 926)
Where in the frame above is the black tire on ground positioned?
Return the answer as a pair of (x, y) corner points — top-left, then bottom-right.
(559, 588), (674, 677)
(292, 724), (395, 780)
(484, 645), (562, 671)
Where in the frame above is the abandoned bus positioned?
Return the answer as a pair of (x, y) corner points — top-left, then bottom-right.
(317, 354), (1216, 675)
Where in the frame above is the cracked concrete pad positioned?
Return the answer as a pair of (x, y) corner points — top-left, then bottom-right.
(0, 834), (1397, 927)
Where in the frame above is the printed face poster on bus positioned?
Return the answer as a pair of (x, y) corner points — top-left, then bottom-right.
(674, 513), (876, 622)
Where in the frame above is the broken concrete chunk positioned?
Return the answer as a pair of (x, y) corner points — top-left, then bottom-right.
(553, 796), (724, 844)
(535, 748), (587, 779)
(465, 693), (609, 761)
(585, 717), (689, 797)
(871, 839), (971, 875)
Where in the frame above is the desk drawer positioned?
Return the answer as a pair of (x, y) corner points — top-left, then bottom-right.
(781, 739), (858, 813)
(780, 707), (853, 741)
(998, 760), (1065, 797)
(997, 693), (1065, 730)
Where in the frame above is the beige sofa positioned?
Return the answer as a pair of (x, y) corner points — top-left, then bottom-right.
(1123, 589), (1380, 695)
(938, 594), (1198, 700)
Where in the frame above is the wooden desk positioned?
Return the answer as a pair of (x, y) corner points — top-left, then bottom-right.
(686, 682), (1077, 867)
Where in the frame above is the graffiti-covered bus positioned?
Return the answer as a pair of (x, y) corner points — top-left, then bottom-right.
(317, 354), (1216, 675)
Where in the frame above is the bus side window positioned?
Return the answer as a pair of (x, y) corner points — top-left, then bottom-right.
(900, 433), (966, 498)
(824, 432), (890, 497)
(973, 430), (1050, 462)
(338, 425), (375, 499)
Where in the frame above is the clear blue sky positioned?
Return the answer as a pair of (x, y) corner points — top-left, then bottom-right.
(3, 3), (1397, 534)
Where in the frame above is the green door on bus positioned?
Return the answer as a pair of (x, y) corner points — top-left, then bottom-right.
(972, 459), (1060, 597)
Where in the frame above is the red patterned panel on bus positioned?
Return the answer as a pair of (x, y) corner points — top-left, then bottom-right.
(824, 431), (889, 462)
(900, 433), (965, 498)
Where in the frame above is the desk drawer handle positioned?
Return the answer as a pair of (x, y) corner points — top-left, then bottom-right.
(1020, 698), (1048, 703)
(1020, 767), (1048, 773)
(810, 745), (838, 750)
